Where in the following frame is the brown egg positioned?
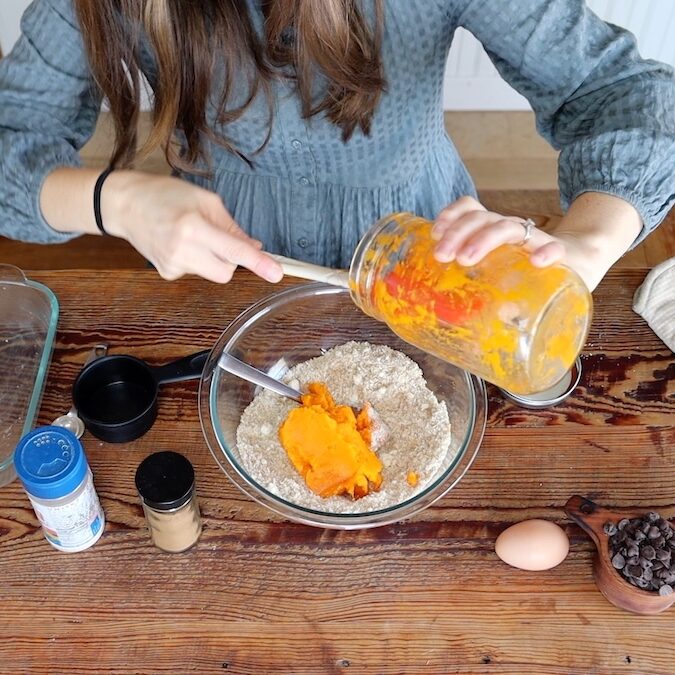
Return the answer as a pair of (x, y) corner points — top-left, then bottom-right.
(495, 519), (569, 571)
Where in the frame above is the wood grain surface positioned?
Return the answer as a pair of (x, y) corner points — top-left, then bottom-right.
(0, 268), (673, 675)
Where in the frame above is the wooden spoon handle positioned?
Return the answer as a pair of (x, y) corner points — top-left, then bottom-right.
(270, 254), (350, 288)
(565, 495), (602, 546)
(565, 495), (625, 546)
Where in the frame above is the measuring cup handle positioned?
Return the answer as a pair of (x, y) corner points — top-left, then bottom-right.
(152, 349), (210, 384)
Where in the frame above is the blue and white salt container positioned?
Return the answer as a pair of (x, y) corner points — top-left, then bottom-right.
(14, 426), (105, 552)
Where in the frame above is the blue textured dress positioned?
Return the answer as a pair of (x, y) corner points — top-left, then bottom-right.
(1, 0), (674, 267)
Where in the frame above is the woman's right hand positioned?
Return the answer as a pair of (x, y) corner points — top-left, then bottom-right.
(101, 171), (283, 284)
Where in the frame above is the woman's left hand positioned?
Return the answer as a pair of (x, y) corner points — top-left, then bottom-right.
(432, 194), (641, 291)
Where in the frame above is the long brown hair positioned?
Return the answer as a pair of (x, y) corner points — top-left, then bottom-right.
(74, 0), (385, 172)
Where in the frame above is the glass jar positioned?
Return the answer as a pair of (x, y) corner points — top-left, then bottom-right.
(135, 451), (202, 553)
(349, 212), (592, 395)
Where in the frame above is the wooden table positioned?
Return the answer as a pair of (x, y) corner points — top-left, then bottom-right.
(1, 268), (673, 674)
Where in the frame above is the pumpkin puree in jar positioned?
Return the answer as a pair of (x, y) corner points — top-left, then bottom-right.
(361, 225), (589, 393)
(279, 382), (383, 499)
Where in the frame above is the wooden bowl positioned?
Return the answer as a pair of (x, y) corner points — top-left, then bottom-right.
(565, 495), (675, 615)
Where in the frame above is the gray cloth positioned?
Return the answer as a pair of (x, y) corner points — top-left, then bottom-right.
(1, 0), (674, 268)
(633, 257), (675, 352)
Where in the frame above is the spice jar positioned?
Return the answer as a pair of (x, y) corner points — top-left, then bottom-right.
(13, 426), (105, 552)
(348, 212), (593, 395)
(135, 451), (202, 552)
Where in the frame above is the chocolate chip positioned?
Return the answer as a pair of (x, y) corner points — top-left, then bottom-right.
(656, 548), (671, 562)
(611, 553), (626, 569)
(659, 584), (673, 596)
(608, 512), (675, 594)
(642, 545), (656, 560)
(627, 564), (643, 578)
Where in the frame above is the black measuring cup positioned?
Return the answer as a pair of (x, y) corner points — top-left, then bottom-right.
(72, 349), (209, 443)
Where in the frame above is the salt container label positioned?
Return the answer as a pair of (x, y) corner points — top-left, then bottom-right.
(29, 476), (104, 549)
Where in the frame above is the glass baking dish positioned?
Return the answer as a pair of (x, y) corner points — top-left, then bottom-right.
(0, 265), (59, 487)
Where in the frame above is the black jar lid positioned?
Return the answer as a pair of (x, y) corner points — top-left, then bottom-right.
(135, 451), (195, 511)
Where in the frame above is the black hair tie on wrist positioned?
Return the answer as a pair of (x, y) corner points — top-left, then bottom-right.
(94, 166), (114, 235)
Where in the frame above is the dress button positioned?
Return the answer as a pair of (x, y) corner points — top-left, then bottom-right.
(297, 238), (309, 248)
(291, 139), (302, 149)
(299, 176), (310, 186)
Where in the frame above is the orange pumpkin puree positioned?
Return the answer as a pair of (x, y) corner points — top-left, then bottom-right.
(279, 382), (383, 499)
(361, 225), (589, 393)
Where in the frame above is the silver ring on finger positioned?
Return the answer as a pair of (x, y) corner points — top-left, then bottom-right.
(517, 218), (536, 246)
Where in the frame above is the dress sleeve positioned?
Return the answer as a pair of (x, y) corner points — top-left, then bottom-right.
(0, 0), (101, 243)
(454, 0), (675, 246)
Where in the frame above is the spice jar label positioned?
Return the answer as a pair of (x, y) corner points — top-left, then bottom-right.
(28, 477), (104, 549)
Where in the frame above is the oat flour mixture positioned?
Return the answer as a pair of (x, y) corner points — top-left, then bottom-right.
(235, 341), (453, 513)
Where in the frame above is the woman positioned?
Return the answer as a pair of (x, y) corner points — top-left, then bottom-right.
(0, 0), (673, 290)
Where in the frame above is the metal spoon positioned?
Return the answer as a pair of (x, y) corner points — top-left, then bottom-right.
(217, 351), (390, 449)
(52, 343), (108, 438)
(217, 351), (302, 402)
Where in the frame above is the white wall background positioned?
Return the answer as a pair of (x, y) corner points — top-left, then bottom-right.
(2, 0), (674, 110)
(0, 2), (26, 54)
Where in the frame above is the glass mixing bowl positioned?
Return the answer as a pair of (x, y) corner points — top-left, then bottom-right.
(199, 283), (487, 529)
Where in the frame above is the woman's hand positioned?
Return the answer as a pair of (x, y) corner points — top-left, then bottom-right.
(432, 194), (643, 291)
(101, 171), (283, 284)
(41, 167), (282, 284)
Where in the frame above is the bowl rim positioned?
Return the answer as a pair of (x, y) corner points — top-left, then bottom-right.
(199, 282), (487, 529)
